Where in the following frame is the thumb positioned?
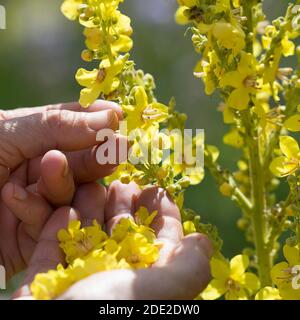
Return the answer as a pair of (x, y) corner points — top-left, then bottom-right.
(0, 109), (118, 188)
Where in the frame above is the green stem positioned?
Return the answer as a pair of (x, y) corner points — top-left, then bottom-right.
(242, 0), (272, 287)
(248, 133), (272, 286)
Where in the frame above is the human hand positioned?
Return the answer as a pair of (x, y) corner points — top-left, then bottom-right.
(15, 181), (212, 300)
(0, 101), (125, 279)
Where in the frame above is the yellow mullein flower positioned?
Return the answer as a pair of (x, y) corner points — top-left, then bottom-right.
(76, 54), (128, 107)
(255, 286), (282, 300)
(262, 25), (277, 50)
(112, 217), (156, 244)
(104, 163), (137, 185)
(194, 51), (222, 95)
(123, 86), (168, 131)
(129, 125), (170, 166)
(84, 27), (133, 55)
(223, 128), (244, 148)
(269, 136), (300, 177)
(61, 0), (82, 21)
(201, 255), (260, 300)
(220, 52), (258, 110)
(31, 264), (73, 300)
(271, 245), (300, 300)
(135, 206), (158, 227)
(117, 233), (160, 268)
(212, 22), (245, 56)
(165, 132), (204, 185)
(83, 12), (133, 54)
(183, 220), (197, 235)
(281, 35), (295, 57)
(68, 249), (130, 281)
(58, 220), (107, 263)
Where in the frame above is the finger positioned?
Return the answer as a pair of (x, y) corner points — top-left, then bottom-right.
(27, 135), (128, 185)
(2, 100), (123, 120)
(1, 182), (52, 240)
(0, 108), (119, 188)
(13, 207), (79, 299)
(136, 187), (183, 264)
(58, 234), (212, 300)
(37, 151), (75, 207)
(105, 181), (141, 234)
(72, 183), (107, 227)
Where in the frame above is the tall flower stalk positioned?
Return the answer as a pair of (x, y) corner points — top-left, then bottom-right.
(176, 0), (300, 299)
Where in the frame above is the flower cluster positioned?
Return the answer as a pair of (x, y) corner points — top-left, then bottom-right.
(31, 207), (160, 300)
(60, 0), (205, 198)
(176, 0), (300, 299)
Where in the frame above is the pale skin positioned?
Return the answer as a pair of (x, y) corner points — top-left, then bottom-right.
(0, 101), (212, 300)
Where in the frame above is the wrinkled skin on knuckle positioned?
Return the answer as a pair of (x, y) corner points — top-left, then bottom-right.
(45, 110), (88, 135)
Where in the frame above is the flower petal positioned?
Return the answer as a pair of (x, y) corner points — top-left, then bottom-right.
(280, 136), (300, 159)
(283, 245), (300, 266)
(240, 272), (260, 292)
(210, 257), (230, 280)
(230, 254), (249, 280)
(201, 279), (227, 300)
(269, 156), (297, 177)
(227, 87), (250, 110)
(255, 286), (281, 300)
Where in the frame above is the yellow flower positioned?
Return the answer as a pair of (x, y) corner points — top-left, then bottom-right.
(212, 22), (245, 55)
(194, 51), (222, 95)
(135, 206), (158, 227)
(269, 136), (300, 177)
(271, 245), (300, 300)
(128, 125), (168, 165)
(83, 13), (133, 55)
(84, 28), (132, 54)
(201, 255), (260, 300)
(104, 163), (137, 185)
(58, 220), (107, 263)
(123, 86), (168, 132)
(111, 207), (156, 243)
(61, 0), (82, 21)
(117, 233), (159, 268)
(220, 52), (258, 110)
(76, 54), (128, 108)
(164, 132), (204, 185)
(223, 128), (244, 148)
(31, 264), (73, 300)
(183, 220), (197, 235)
(255, 286), (281, 300)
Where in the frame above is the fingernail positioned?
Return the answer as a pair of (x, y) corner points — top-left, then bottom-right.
(62, 159), (69, 178)
(86, 110), (119, 131)
(13, 184), (28, 201)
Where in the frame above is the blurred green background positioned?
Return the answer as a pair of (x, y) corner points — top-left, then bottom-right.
(0, 0), (293, 298)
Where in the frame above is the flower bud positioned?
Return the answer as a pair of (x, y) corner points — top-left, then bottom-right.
(120, 174), (131, 184)
(219, 182), (233, 197)
(178, 176), (191, 188)
(81, 49), (94, 62)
